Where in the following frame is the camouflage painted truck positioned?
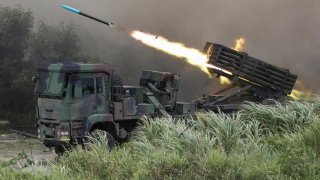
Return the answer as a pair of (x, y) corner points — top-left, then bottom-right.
(33, 63), (195, 154)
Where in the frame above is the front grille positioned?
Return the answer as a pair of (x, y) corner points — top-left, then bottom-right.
(40, 119), (58, 140)
(71, 121), (84, 137)
(40, 118), (59, 124)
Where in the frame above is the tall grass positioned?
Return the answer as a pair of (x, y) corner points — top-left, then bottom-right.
(241, 101), (317, 133)
(301, 117), (320, 155)
(1, 100), (320, 179)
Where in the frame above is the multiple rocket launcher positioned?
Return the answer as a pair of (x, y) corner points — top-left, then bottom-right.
(61, 5), (298, 108)
(32, 4), (299, 154)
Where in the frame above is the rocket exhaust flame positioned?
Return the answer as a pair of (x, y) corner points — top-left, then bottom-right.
(290, 81), (313, 100)
(289, 89), (313, 100)
(219, 76), (232, 85)
(131, 30), (210, 75)
(233, 37), (245, 52)
(130, 30), (232, 78)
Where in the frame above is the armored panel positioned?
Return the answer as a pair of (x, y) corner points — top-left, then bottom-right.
(123, 86), (144, 103)
(138, 103), (155, 115)
(113, 102), (123, 120)
(175, 102), (196, 115)
(204, 43), (297, 95)
(122, 97), (138, 116)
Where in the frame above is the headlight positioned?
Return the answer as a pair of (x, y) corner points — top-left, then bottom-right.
(37, 128), (41, 138)
(55, 122), (70, 141)
(60, 131), (69, 136)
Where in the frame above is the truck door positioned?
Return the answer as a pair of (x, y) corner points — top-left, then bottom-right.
(95, 76), (109, 113)
(70, 76), (97, 121)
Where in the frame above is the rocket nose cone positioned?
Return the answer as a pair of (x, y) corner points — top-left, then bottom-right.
(61, 5), (80, 14)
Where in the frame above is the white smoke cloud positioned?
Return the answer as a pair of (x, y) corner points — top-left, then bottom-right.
(2, 0), (320, 98)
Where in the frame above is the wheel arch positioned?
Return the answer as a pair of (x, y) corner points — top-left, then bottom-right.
(85, 114), (118, 137)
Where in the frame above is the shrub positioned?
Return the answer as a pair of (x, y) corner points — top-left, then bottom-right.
(301, 117), (320, 155)
(197, 112), (244, 153)
(240, 101), (316, 134)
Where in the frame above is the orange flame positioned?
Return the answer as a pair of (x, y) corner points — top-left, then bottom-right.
(289, 89), (313, 100)
(219, 76), (231, 85)
(131, 30), (232, 78)
(290, 89), (304, 100)
(289, 81), (313, 100)
(233, 37), (245, 52)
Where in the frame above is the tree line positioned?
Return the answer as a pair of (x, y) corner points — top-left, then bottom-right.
(0, 6), (95, 127)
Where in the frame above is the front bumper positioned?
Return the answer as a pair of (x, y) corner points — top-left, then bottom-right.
(38, 120), (70, 142)
(38, 119), (86, 143)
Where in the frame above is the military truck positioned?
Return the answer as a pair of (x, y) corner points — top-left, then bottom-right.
(33, 44), (298, 154)
(33, 63), (195, 154)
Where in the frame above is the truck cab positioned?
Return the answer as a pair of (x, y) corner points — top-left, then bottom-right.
(34, 63), (154, 152)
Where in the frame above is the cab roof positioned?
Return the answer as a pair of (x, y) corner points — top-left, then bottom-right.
(37, 63), (111, 73)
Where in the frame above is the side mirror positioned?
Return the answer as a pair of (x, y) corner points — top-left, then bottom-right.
(74, 80), (82, 99)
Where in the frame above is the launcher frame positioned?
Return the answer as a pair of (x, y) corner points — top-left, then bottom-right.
(198, 43), (298, 112)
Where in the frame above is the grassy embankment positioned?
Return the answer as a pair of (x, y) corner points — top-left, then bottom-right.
(1, 100), (320, 179)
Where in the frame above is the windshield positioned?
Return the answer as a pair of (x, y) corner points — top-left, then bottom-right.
(34, 71), (65, 97)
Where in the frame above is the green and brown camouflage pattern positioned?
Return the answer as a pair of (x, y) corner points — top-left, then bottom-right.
(35, 63), (113, 146)
(139, 70), (190, 117)
(34, 63), (195, 148)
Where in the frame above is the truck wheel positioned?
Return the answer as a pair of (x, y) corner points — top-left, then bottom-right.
(127, 126), (141, 141)
(54, 144), (67, 156)
(90, 129), (115, 150)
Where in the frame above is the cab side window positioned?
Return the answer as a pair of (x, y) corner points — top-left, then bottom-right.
(81, 78), (95, 95)
(96, 77), (103, 93)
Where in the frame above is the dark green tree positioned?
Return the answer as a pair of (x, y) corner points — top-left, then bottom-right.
(0, 6), (34, 124)
(0, 6), (94, 126)
(0, 6), (33, 89)
(27, 22), (81, 65)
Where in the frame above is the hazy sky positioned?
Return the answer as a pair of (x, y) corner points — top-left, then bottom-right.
(1, 0), (320, 100)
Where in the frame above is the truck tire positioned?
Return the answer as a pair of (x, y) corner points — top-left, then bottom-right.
(54, 144), (68, 156)
(127, 126), (141, 141)
(112, 73), (123, 87)
(90, 129), (115, 150)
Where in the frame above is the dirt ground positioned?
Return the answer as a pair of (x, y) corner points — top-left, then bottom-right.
(0, 130), (56, 163)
